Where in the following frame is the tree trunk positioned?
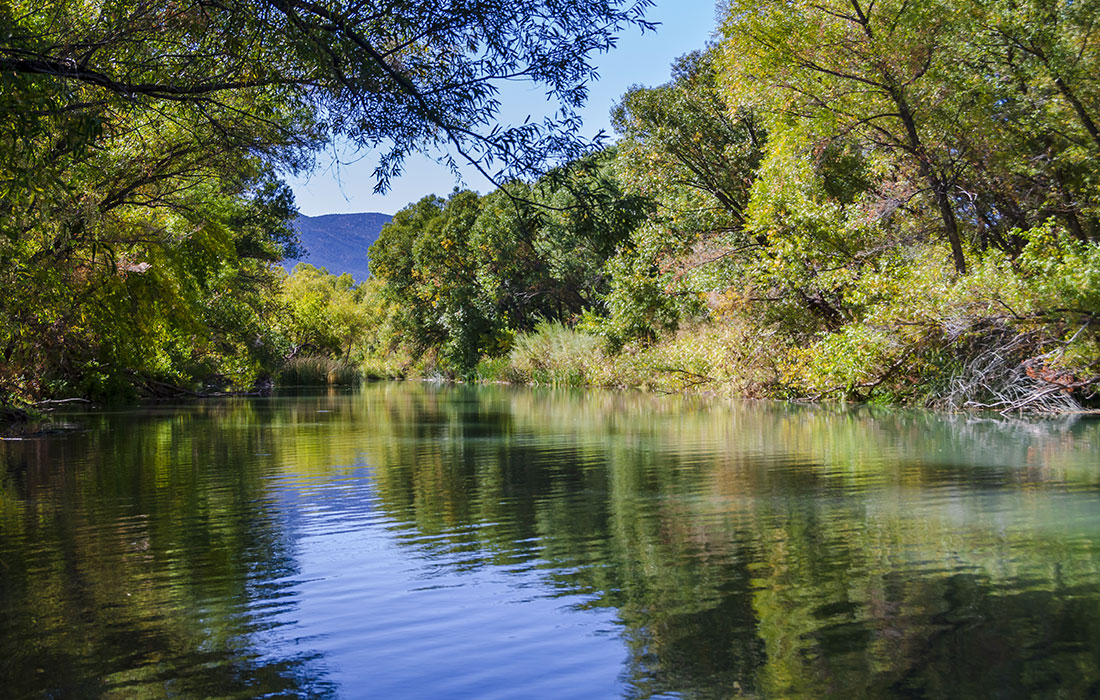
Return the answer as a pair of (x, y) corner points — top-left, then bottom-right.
(932, 177), (967, 274)
(891, 88), (967, 274)
(1053, 76), (1100, 152)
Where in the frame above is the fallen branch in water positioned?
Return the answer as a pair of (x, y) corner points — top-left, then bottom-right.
(34, 398), (93, 406)
(939, 324), (1098, 414)
(962, 376), (1100, 415)
(140, 377), (272, 400)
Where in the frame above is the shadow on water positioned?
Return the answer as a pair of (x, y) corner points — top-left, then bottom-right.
(3, 384), (1100, 698)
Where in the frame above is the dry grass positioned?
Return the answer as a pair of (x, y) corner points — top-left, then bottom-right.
(277, 356), (362, 386)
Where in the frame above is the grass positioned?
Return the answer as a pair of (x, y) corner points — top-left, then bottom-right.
(276, 356), (363, 386)
(476, 318), (781, 396)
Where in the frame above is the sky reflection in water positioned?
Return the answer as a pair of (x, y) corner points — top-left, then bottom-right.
(2, 384), (1100, 698)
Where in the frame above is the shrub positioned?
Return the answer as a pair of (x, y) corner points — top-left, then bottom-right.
(276, 356), (362, 386)
(776, 228), (1100, 410)
(505, 321), (605, 386)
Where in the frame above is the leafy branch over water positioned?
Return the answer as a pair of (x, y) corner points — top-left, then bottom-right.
(0, 0), (653, 409)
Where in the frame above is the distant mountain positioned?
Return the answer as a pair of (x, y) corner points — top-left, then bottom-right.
(281, 212), (392, 282)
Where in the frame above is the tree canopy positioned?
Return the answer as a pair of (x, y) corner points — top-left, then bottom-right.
(1, 0), (656, 185)
(357, 0), (1100, 411)
(0, 0), (655, 403)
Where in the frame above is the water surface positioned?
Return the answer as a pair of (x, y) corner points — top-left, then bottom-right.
(3, 384), (1100, 698)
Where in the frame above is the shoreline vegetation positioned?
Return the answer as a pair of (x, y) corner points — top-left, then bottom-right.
(4, 1), (1100, 420)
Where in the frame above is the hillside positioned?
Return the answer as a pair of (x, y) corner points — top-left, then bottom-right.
(283, 212), (392, 281)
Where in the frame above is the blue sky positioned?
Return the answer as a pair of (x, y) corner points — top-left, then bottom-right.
(287, 0), (720, 217)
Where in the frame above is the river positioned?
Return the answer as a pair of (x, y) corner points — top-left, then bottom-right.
(2, 384), (1100, 698)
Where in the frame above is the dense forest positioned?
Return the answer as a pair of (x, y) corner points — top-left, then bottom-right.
(0, 0), (653, 415)
(359, 0), (1100, 414)
(5, 0), (1100, 415)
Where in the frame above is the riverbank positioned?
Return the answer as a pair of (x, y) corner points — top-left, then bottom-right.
(5, 295), (1095, 424)
(347, 312), (1095, 416)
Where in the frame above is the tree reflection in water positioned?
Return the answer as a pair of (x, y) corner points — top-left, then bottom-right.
(3, 385), (1100, 698)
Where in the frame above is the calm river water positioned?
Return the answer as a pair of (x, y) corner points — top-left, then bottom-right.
(2, 384), (1100, 698)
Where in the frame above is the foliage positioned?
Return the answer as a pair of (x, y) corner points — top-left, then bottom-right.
(361, 2), (1100, 412)
(370, 151), (648, 375)
(0, 0), (655, 404)
(778, 226), (1100, 410)
(599, 48), (764, 345)
(476, 318), (780, 396)
(0, 0), (656, 188)
(368, 190), (489, 372)
(280, 264), (372, 360)
(498, 321), (604, 386)
(718, 0), (1100, 272)
(276, 355), (362, 386)
(0, 164), (297, 400)
(8, 0), (1100, 413)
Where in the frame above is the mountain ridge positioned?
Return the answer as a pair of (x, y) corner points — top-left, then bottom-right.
(282, 211), (392, 282)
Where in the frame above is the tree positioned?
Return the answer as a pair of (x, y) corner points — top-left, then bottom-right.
(614, 50), (763, 232)
(605, 48), (765, 343)
(1, 0), (656, 188)
(720, 0), (973, 273)
(0, 0), (656, 402)
(369, 150), (648, 373)
(280, 264), (369, 359)
(718, 0), (1100, 270)
(953, 0), (1100, 245)
(369, 190), (489, 371)
(473, 149), (650, 328)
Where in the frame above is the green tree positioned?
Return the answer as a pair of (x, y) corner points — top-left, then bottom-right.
(603, 49), (764, 344)
(370, 152), (647, 373)
(719, 0), (974, 273)
(370, 190), (490, 372)
(281, 264), (372, 361)
(471, 150), (650, 332)
(0, 0), (656, 404)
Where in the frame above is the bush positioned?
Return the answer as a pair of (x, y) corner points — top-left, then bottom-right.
(479, 317), (780, 396)
(502, 321), (605, 386)
(776, 228), (1100, 411)
(276, 356), (362, 386)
